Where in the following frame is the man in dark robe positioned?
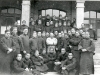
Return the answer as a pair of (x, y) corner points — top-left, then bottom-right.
(29, 32), (38, 55)
(56, 33), (64, 56)
(54, 48), (68, 73)
(31, 50), (48, 75)
(11, 27), (21, 54)
(17, 20), (28, 36)
(35, 20), (44, 32)
(29, 20), (36, 38)
(45, 22), (51, 33)
(62, 53), (77, 75)
(19, 28), (30, 56)
(0, 30), (16, 74)
(37, 32), (46, 54)
(53, 22), (60, 32)
(11, 54), (33, 75)
(47, 48), (56, 72)
(78, 32), (95, 75)
(88, 24), (97, 40)
(69, 28), (81, 75)
(63, 33), (71, 53)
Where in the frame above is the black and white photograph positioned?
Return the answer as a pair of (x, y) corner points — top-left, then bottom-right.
(0, 0), (99, 75)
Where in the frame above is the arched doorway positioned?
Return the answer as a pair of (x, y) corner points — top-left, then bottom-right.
(0, 8), (21, 35)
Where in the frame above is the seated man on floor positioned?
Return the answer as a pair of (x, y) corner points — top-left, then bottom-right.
(47, 47), (56, 72)
(54, 48), (68, 73)
(11, 54), (33, 75)
(62, 53), (77, 75)
(31, 50), (48, 75)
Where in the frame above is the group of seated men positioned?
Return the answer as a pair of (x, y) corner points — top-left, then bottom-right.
(0, 14), (97, 75)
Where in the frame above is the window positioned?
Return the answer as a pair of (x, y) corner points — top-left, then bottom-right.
(90, 11), (96, 18)
(1, 8), (21, 14)
(84, 11), (89, 18)
(41, 9), (66, 17)
(97, 12), (100, 18)
(46, 9), (52, 16)
(8, 8), (14, 13)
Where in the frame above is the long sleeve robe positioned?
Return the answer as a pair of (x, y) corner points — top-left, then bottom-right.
(0, 37), (16, 74)
(78, 38), (95, 74)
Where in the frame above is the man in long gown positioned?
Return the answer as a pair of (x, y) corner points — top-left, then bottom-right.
(0, 30), (16, 74)
(78, 32), (95, 75)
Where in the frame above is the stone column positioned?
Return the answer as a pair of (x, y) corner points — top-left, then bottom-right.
(21, 0), (31, 26)
(76, 0), (85, 28)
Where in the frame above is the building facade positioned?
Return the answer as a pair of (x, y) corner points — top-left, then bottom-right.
(0, 0), (100, 36)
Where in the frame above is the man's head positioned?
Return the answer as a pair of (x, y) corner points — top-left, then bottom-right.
(59, 21), (62, 26)
(75, 31), (80, 37)
(85, 32), (90, 38)
(46, 32), (50, 37)
(35, 50), (39, 57)
(33, 32), (37, 38)
(38, 20), (42, 25)
(68, 53), (73, 59)
(46, 22), (50, 26)
(64, 33), (69, 39)
(61, 48), (66, 54)
(38, 32), (42, 37)
(5, 30), (10, 38)
(25, 53), (30, 59)
(68, 30), (72, 36)
(12, 27), (17, 35)
(16, 54), (22, 61)
(42, 31), (46, 37)
(50, 20), (53, 25)
(90, 24), (93, 29)
(71, 28), (76, 34)
(50, 33), (54, 38)
(31, 21), (35, 25)
(22, 20), (26, 25)
(59, 14), (62, 19)
(58, 33), (62, 38)
(23, 28), (28, 35)
(55, 22), (58, 27)
(49, 47), (54, 53)
(54, 31), (58, 36)
(81, 23), (85, 28)
(63, 21), (67, 26)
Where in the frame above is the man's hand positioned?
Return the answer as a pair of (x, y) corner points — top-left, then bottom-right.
(82, 49), (87, 52)
(69, 45), (72, 48)
(39, 56), (43, 59)
(7, 48), (13, 54)
(62, 67), (66, 70)
(25, 68), (29, 71)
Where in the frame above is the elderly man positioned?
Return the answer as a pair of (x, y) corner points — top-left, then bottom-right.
(46, 33), (57, 53)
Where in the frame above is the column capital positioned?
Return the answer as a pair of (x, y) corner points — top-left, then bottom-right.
(76, 0), (85, 3)
(22, 0), (31, 5)
(76, 0), (85, 8)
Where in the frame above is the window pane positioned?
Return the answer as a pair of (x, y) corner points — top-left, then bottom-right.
(60, 11), (66, 17)
(8, 8), (14, 13)
(42, 10), (45, 16)
(97, 12), (100, 18)
(46, 9), (52, 16)
(84, 20), (89, 24)
(1, 9), (7, 13)
(53, 9), (59, 17)
(84, 11), (89, 18)
(90, 11), (96, 18)
(1, 26), (6, 34)
(15, 9), (21, 14)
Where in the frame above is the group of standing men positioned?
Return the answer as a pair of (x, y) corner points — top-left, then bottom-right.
(0, 14), (97, 75)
